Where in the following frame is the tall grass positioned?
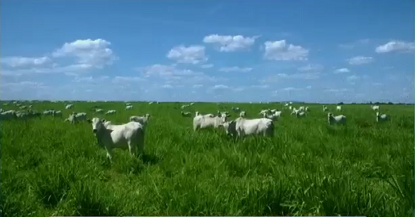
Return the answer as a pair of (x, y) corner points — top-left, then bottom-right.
(1, 102), (413, 216)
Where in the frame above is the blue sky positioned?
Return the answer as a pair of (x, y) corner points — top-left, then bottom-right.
(1, 0), (414, 103)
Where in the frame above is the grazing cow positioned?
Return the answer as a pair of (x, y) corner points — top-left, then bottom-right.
(195, 111), (214, 118)
(327, 113), (346, 125)
(193, 113), (227, 131)
(223, 117), (274, 138)
(129, 114), (151, 128)
(376, 112), (390, 123)
(181, 104), (190, 109)
(106, 110), (116, 115)
(336, 105), (342, 111)
(54, 110), (63, 117)
(232, 107), (241, 113)
(323, 105), (328, 112)
(65, 104), (73, 109)
(126, 105), (133, 110)
(43, 110), (55, 116)
(181, 111), (191, 117)
(95, 108), (104, 113)
(371, 105), (380, 111)
(296, 111), (306, 118)
(267, 110), (282, 120)
(239, 111), (246, 117)
(87, 117), (145, 162)
(65, 112), (87, 124)
(291, 108), (301, 115)
(0, 111), (16, 120)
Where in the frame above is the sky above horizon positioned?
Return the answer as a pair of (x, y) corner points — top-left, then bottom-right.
(1, 0), (414, 103)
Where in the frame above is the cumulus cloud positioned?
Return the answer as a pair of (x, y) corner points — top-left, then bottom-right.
(334, 68), (350, 74)
(375, 40), (415, 53)
(166, 45), (207, 64)
(264, 40), (309, 61)
(162, 84), (173, 89)
(298, 64), (323, 71)
(213, 84), (229, 90)
(112, 76), (146, 84)
(52, 38), (117, 68)
(348, 56), (373, 65)
(203, 34), (259, 52)
(0, 56), (51, 68)
(193, 84), (203, 88)
(1, 38), (116, 76)
(347, 75), (360, 81)
(219, 66), (253, 72)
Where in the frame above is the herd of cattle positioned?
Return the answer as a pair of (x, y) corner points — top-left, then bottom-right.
(1, 101), (390, 162)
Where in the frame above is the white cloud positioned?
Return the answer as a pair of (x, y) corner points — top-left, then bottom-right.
(263, 72), (320, 82)
(203, 34), (259, 52)
(166, 45), (207, 64)
(193, 84), (203, 88)
(1, 38), (116, 76)
(298, 64), (323, 71)
(282, 87), (302, 91)
(306, 85), (312, 89)
(213, 84), (229, 90)
(348, 56), (374, 65)
(338, 39), (370, 49)
(219, 66), (253, 72)
(0, 56), (51, 68)
(347, 75), (360, 81)
(324, 88), (349, 93)
(112, 76), (146, 84)
(334, 68), (350, 74)
(200, 64), (214, 68)
(251, 84), (269, 89)
(264, 40), (309, 61)
(375, 40), (415, 53)
(162, 84), (173, 89)
(52, 38), (117, 68)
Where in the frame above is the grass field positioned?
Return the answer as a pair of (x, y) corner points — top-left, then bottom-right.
(1, 101), (414, 216)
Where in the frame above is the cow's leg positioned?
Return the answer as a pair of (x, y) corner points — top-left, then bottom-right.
(106, 147), (113, 163)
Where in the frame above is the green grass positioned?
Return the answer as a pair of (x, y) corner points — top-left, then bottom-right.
(1, 101), (413, 216)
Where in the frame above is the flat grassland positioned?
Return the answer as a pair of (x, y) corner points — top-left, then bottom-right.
(1, 102), (414, 216)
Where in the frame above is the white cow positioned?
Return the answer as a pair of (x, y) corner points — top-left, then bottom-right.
(65, 104), (73, 109)
(323, 105), (328, 112)
(291, 108), (301, 115)
(95, 108), (104, 113)
(0, 111), (16, 120)
(65, 112), (87, 124)
(296, 111), (306, 118)
(195, 111), (214, 118)
(336, 105), (342, 111)
(181, 111), (191, 117)
(223, 117), (274, 137)
(267, 110), (282, 120)
(129, 114), (151, 128)
(371, 105), (380, 111)
(193, 113), (227, 131)
(54, 110), (62, 117)
(126, 105), (133, 110)
(239, 111), (246, 117)
(376, 112), (390, 123)
(106, 110), (116, 115)
(232, 107), (241, 112)
(181, 104), (190, 109)
(327, 113), (346, 125)
(87, 117), (145, 162)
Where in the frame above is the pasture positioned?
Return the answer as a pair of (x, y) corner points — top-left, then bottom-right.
(1, 101), (414, 216)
